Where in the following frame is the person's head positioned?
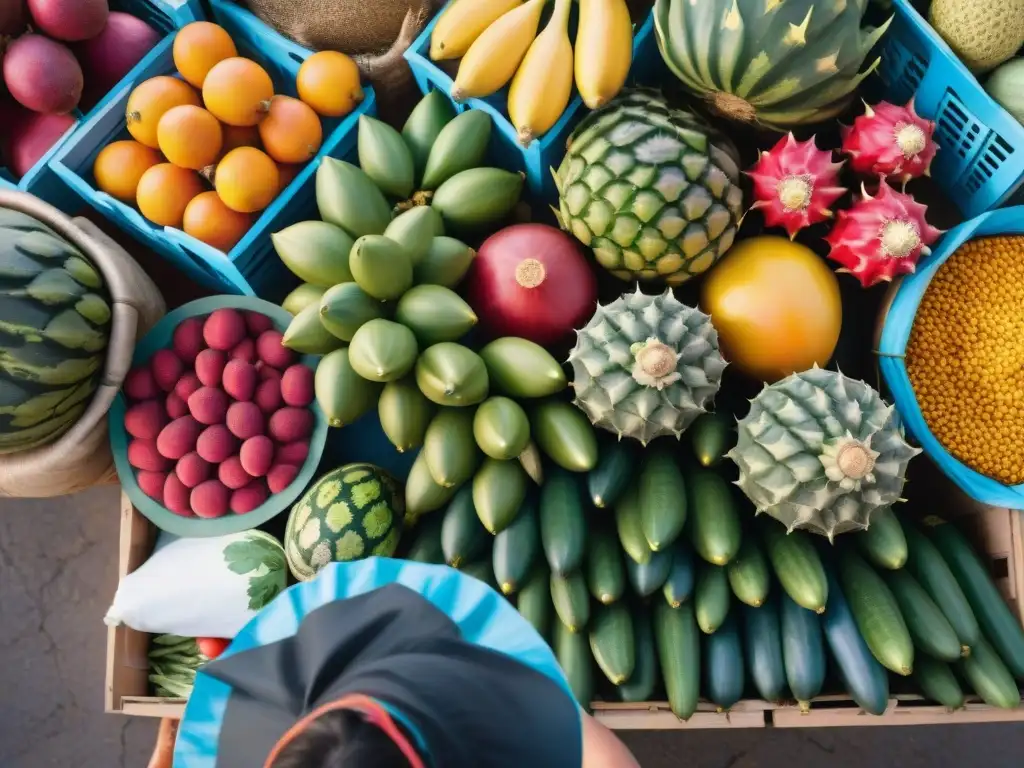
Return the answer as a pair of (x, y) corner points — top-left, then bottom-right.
(268, 708), (413, 768)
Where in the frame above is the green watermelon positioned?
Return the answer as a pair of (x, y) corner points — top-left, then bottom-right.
(285, 463), (406, 581)
(0, 207), (112, 454)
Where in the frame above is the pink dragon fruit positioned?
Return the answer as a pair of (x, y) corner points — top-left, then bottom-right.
(824, 178), (943, 288)
(745, 133), (847, 239)
(840, 99), (938, 183)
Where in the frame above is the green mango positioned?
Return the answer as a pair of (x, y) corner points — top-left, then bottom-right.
(318, 282), (386, 342)
(432, 168), (524, 231)
(316, 158), (392, 238)
(473, 396), (530, 460)
(421, 110), (492, 190)
(404, 450), (458, 525)
(281, 303), (344, 354)
(315, 348), (383, 428)
(479, 337), (567, 398)
(394, 284), (477, 345)
(532, 400), (598, 473)
(357, 115), (415, 199)
(349, 235), (413, 301)
(383, 207), (444, 265)
(348, 318), (419, 383)
(378, 377), (434, 453)
(271, 220), (354, 286)
(518, 439), (544, 485)
(413, 236), (476, 288)
(423, 408), (480, 488)
(415, 342), (489, 406)
(402, 90), (456, 184)
(473, 457), (528, 534)
(282, 283), (326, 316)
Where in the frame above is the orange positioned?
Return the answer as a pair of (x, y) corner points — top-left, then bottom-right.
(296, 51), (363, 118)
(213, 147), (279, 214)
(136, 164), (205, 228)
(173, 22), (238, 88)
(202, 58), (274, 127)
(125, 76), (201, 148)
(277, 162), (301, 193)
(157, 105), (223, 170)
(183, 191), (254, 252)
(258, 96), (323, 164)
(220, 124), (261, 155)
(92, 140), (162, 204)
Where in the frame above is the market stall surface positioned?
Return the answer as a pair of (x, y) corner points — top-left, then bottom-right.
(0, 487), (1020, 767)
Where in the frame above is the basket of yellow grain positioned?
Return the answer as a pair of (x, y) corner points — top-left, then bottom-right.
(877, 205), (1024, 508)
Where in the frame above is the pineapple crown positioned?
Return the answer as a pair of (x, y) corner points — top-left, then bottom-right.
(727, 366), (921, 540)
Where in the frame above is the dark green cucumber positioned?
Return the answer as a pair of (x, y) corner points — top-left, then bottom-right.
(926, 518), (1024, 679)
(913, 655), (965, 710)
(663, 543), (696, 607)
(857, 506), (908, 570)
(958, 634), (1022, 710)
(551, 571), (590, 633)
(904, 524), (979, 654)
(821, 569), (890, 716)
(589, 603), (636, 685)
(588, 438), (636, 509)
(883, 567), (962, 663)
(727, 536), (770, 608)
(687, 469), (741, 565)
(618, 607), (658, 703)
(492, 496), (539, 595)
(615, 483), (651, 565)
(626, 547), (673, 598)
(587, 526), (626, 605)
(839, 548), (914, 676)
(704, 612), (744, 712)
(441, 485), (489, 568)
(461, 559), (497, 589)
(653, 600), (700, 720)
(555, 620), (594, 709)
(404, 515), (444, 563)
(517, 565), (553, 641)
(759, 520), (828, 614)
(688, 412), (733, 467)
(540, 467), (586, 576)
(638, 450), (687, 552)
(695, 563), (731, 634)
(743, 596), (788, 703)
(780, 591), (825, 710)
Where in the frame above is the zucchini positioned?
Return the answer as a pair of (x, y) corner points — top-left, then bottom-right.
(588, 438), (636, 509)
(586, 526), (626, 605)
(589, 603), (636, 685)
(688, 411), (732, 467)
(492, 495), (539, 594)
(695, 562), (731, 634)
(517, 565), (553, 641)
(704, 612), (745, 712)
(614, 483), (651, 565)
(617, 607), (658, 703)
(653, 600), (700, 721)
(780, 592), (825, 710)
(540, 467), (587, 575)
(626, 547), (673, 598)
(856, 506), (907, 570)
(882, 568), (962, 663)
(912, 655), (965, 710)
(554, 620), (594, 710)
(727, 536), (770, 608)
(638, 450), (687, 552)
(551, 571), (591, 633)
(404, 515), (444, 564)
(743, 596), (788, 703)
(663, 543), (696, 607)
(686, 468), (741, 565)
(441, 485), (489, 568)
(959, 634), (1022, 710)
(759, 520), (828, 614)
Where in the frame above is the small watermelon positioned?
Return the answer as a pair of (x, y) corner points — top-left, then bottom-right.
(284, 462), (405, 581)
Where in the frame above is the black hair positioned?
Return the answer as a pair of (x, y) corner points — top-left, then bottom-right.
(269, 708), (414, 768)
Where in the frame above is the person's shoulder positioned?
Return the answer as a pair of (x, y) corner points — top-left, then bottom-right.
(580, 713), (641, 768)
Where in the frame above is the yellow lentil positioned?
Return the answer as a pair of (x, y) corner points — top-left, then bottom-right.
(905, 235), (1024, 484)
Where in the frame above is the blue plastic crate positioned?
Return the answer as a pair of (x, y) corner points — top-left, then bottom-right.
(49, 16), (377, 298)
(404, 4), (658, 202)
(875, 0), (1024, 217)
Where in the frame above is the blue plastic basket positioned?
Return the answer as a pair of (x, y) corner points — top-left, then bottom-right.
(878, 205), (1024, 508)
(875, 0), (1024, 217)
(404, 4), (659, 202)
(49, 11), (376, 299)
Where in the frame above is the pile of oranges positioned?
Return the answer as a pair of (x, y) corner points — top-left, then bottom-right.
(92, 21), (363, 253)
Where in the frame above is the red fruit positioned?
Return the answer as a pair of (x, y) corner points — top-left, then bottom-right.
(27, 0), (108, 41)
(245, 311), (274, 337)
(240, 435), (274, 477)
(231, 480), (269, 514)
(172, 317), (206, 365)
(163, 474), (192, 515)
(124, 366), (159, 401)
(3, 34), (83, 113)
(176, 451), (212, 489)
(196, 424), (239, 464)
(156, 416), (203, 460)
(254, 377), (283, 414)
(269, 407), (313, 443)
(151, 349), (184, 392)
(466, 224), (597, 346)
(195, 348), (227, 388)
(280, 364), (314, 407)
(256, 329), (295, 369)
(223, 360), (258, 401)
(7, 111), (76, 178)
(824, 179), (944, 288)
(125, 400), (168, 440)
(166, 392), (189, 419)
(226, 401), (264, 440)
(841, 99), (938, 184)
(745, 133), (847, 240)
(267, 463), (300, 494)
(174, 373), (202, 401)
(188, 386), (229, 425)
(75, 12), (160, 109)
(257, 362), (282, 381)
(137, 470), (166, 502)
(204, 308), (247, 351)
(218, 455), (252, 490)
(191, 479), (230, 518)
(197, 637), (231, 659)
(276, 440), (309, 466)
(128, 439), (170, 472)
(229, 337), (256, 363)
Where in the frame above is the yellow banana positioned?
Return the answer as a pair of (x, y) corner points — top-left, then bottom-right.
(508, 0), (573, 145)
(451, 0), (547, 102)
(575, 0), (633, 109)
(430, 0), (523, 61)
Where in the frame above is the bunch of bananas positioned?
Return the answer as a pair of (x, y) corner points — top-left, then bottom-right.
(430, 0), (634, 146)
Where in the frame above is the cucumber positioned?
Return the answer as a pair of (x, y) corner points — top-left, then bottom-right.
(926, 518), (1024, 679)
(662, 543), (696, 607)
(857, 506), (907, 570)
(617, 607), (657, 703)
(759, 521), (828, 614)
(614, 483), (651, 565)
(540, 468), (586, 576)
(904, 524), (979, 654)
(743, 596), (788, 703)
(688, 412), (732, 467)
(883, 567), (962, 663)
(531, 400), (598, 473)
(653, 600), (700, 721)
(551, 571), (590, 633)
(838, 548), (914, 676)
(912, 655), (965, 710)
(517, 565), (553, 641)
(727, 536), (770, 608)
(404, 515), (444, 564)
(638, 450), (687, 552)
(492, 496), (539, 595)
(588, 437), (636, 509)
(687, 469), (741, 565)
(704, 613), (745, 712)
(959, 634), (1021, 709)
(589, 603), (636, 685)
(587, 526), (626, 605)
(780, 592), (825, 710)
(441, 485), (489, 568)
(695, 563), (731, 634)
(554, 620), (594, 709)
(821, 569), (890, 716)
(461, 559), (497, 589)
(626, 547), (673, 598)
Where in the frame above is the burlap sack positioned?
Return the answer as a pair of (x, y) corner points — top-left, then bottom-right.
(0, 191), (165, 499)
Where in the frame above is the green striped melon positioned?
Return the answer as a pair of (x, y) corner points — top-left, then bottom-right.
(0, 207), (112, 454)
(284, 463), (406, 581)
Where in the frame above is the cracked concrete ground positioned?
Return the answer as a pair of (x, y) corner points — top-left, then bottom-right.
(3, 485), (1023, 767)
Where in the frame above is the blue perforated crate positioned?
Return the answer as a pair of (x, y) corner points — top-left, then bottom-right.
(404, 4), (659, 202)
(49, 13), (376, 299)
(875, 0), (1024, 217)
